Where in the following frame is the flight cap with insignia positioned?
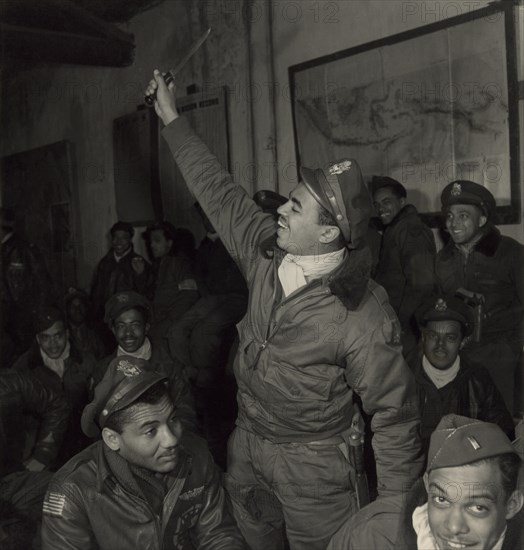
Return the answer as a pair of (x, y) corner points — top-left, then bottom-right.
(300, 158), (373, 249)
(441, 180), (496, 218)
(81, 355), (168, 437)
(104, 290), (152, 326)
(34, 305), (65, 335)
(417, 294), (474, 337)
(427, 414), (517, 473)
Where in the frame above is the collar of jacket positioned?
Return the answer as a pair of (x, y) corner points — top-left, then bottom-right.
(28, 340), (83, 369)
(441, 224), (501, 259)
(94, 439), (192, 494)
(260, 235), (372, 311)
(387, 204), (418, 229)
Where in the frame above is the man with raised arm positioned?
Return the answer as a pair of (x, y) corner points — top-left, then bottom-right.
(144, 71), (423, 550)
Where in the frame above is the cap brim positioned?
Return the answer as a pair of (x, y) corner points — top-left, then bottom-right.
(300, 166), (331, 213)
(422, 311), (472, 336)
(81, 372), (168, 438)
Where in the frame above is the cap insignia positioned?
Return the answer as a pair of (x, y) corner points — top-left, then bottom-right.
(116, 294), (129, 303)
(434, 298), (447, 312)
(116, 359), (142, 377)
(329, 160), (352, 175)
(467, 436), (481, 450)
(451, 182), (462, 197)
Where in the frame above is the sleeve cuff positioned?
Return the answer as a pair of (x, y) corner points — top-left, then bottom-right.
(161, 116), (194, 155)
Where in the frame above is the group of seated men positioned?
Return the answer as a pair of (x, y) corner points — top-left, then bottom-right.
(0, 69), (523, 549)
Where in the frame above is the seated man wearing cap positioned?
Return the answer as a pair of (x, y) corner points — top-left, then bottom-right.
(13, 306), (95, 465)
(90, 221), (153, 329)
(94, 290), (196, 430)
(145, 72), (422, 550)
(328, 414), (524, 550)
(41, 356), (246, 550)
(436, 180), (524, 414)
(413, 295), (514, 453)
(372, 176), (436, 360)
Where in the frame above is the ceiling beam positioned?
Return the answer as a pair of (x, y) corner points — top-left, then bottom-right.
(0, 22), (135, 67)
(44, 0), (134, 45)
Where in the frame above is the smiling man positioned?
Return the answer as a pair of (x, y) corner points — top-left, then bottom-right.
(144, 72), (423, 550)
(412, 295), (513, 452)
(13, 306), (95, 465)
(93, 291), (196, 430)
(372, 176), (436, 360)
(436, 180), (524, 415)
(402, 415), (524, 550)
(41, 356), (245, 550)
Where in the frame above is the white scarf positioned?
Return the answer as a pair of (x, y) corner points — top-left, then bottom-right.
(117, 337), (152, 360)
(412, 502), (506, 550)
(422, 354), (460, 389)
(41, 340), (71, 379)
(277, 248), (346, 297)
(113, 246), (132, 262)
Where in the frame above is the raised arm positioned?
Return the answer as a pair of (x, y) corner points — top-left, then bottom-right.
(145, 72), (275, 278)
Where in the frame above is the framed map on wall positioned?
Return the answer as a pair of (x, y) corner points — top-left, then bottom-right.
(289, 2), (520, 225)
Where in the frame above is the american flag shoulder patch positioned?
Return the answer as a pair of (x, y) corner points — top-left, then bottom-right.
(43, 491), (66, 517)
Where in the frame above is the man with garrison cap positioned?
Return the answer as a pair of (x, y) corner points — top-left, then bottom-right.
(436, 180), (524, 414)
(328, 414), (524, 550)
(41, 355), (246, 549)
(145, 72), (423, 549)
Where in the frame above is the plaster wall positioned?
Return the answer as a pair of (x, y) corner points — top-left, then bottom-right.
(1, 0), (252, 288)
(1, 0), (522, 290)
(264, 0), (523, 244)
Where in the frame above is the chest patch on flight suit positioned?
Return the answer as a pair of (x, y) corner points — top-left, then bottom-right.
(179, 485), (204, 500)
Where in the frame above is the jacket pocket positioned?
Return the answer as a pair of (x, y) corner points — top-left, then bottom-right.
(263, 360), (331, 401)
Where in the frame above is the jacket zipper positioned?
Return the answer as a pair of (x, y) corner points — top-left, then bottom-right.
(249, 280), (324, 369)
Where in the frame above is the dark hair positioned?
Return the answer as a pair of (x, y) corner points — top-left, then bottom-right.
(372, 176), (407, 199)
(469, 453), (522, 501)
(104, 381), (170, 433)
(110, 221), (134, 238)
(318, 203), (346, 247)
(112, 305), (150, 326)
(144, 222), (195, 260)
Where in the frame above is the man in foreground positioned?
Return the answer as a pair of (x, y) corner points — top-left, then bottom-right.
(41, 355), (246, 550)
(145, 71), (423, 550)
(328, 414), (524, 549)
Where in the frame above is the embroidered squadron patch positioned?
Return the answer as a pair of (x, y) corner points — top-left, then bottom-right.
(450, 182), (462, 197)
(179, 486), (204, 500)
(43, 492), (66, 517)
(116, 358), (142, 377)
(329, 160), (352, 175)
(116, 293), (129, 303)
(434, 298), (447, 312)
